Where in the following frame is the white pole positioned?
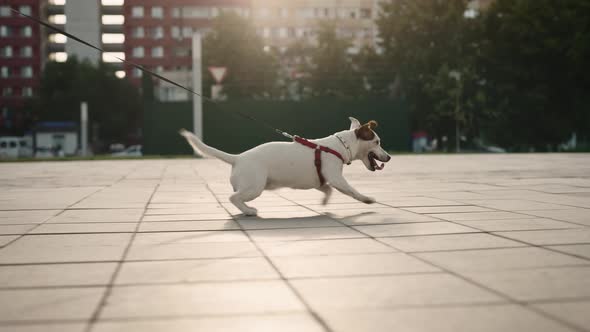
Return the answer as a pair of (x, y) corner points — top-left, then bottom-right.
(80, 102), (88, 156)
(191, 33), (203, 140)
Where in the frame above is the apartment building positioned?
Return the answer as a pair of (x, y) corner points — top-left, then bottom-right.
(46, 0), (124, 71)
(122, 0), (250, 100)
(0, 0), (44, 116)
(251, 0), (378, 52)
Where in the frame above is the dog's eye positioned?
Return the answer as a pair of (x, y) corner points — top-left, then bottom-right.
(375, 140), (380, 145)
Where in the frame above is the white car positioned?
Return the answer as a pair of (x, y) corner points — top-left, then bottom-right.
(111, 145), (142, 157)
(0, 136), (33, 159)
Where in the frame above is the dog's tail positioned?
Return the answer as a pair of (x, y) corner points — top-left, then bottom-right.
(179, 129), (236, 165)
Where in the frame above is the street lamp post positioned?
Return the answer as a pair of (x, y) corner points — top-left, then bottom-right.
(449, 70), (462, 153)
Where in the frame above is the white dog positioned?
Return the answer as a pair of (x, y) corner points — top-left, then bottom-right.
(180, 117), (391, 216)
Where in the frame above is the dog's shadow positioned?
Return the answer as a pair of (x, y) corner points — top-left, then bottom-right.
(230, 211), (377, 228)
(156, 212), (376, 245)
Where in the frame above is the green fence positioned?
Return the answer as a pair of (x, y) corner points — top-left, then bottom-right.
(143, 99), (410, 155)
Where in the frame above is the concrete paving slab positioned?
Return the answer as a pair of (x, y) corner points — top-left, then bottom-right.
(354, 221), (478, 237)
(257, 238), (395, 257)
(0, 287), (105, 322)
(379, 233), (526, 252)
(416, 247), (589, 272)
(91, 314), (324, 332)
(533, 301), (590, 331)
(115, 257), (279, 284)
(319, 305), (575, 332)
(463, 266), (590, 301)
(0, 262), (117, 287)
(99, 281), (305, 318)
(270, 252), (439, 278)
(291, 273), (504, 309)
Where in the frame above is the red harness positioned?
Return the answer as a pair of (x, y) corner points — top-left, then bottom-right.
(294, 136), (346, 186)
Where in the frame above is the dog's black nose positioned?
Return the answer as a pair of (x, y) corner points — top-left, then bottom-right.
(386, 155), (391, 162)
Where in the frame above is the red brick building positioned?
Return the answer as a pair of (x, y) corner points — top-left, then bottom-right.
(123, 0), (250, 98)
(0, 0), (44, 128)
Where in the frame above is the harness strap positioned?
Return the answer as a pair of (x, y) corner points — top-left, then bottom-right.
(294, 136), (345, 186)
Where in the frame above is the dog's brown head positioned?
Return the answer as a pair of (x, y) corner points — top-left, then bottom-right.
(349, 117), (391, 171)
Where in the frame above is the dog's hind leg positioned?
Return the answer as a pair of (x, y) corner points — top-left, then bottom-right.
(230, 166), (266, 216)
(317, 185), (333, 205)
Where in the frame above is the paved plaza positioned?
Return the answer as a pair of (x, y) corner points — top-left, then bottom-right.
(0, 154), (589, 332)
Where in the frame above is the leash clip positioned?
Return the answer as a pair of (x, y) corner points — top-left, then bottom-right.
(278, 130), (294, 140)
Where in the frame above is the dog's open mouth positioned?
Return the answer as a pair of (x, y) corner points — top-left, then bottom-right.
(368, 152), (386, 171)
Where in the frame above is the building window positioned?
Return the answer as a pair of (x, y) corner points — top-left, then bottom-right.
(272, 27), (280, 38)
(1, 46), (13, 57)
(102, 33), (124, 44)
(49, 52), (68, 62)
(132, 67), (142, 78)
(279, 27), (288, 38)
(0, 6), (11, 17)
(0, 66), (9, 78)
(132, 46), (144, 58)
(50, 52), (67, 62)
(21, 66), (33, 78)
(296, 28), (305, 38)
(296, 8), (313, 19)
(151, 46), (163, 58)
(20, 46), (32, 57)
(0, 26), (10, 37)
(22, 26), (32, 37)
(19, 5), (32, 16)
(151, 6), (163, 18)
(22, 87), (33, 97)
(2, 87), (12, 97)
(102, 52), (124, 62)
(49, 33), (67, 43)
(102, 15), (124, 24)
(131, 6), (144, 18)
(182, 7), (210, 18)
(171, 26), (180, 39)
(257, 8), (270, 18)
(171, 7), (180, 18)
(151, 26), (164, 39)
(49, 15), (66, 24)
(279, 8), (289, 18)
(131, 26), (144, 38)
(173, 47), (190, 57)
(182, 26), (192, 38)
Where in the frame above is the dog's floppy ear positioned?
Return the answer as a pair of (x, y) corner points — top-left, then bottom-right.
(349, 117), (361, 130)
(355, 120), (377, 141)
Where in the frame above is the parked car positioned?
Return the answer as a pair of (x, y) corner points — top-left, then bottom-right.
(111, 145), (142, 157)
(0, 136), (33, 159)
(35, 147), (55, 158)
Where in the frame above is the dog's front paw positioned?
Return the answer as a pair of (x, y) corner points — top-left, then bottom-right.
(361, 196), (376, 204)
(242, 207), (258, 216)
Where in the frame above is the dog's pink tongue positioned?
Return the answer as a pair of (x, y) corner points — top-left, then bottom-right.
(375, 163), (385, 170)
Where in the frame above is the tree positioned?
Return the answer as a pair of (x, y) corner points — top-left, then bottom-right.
(479, 0), (590, 150)
(306, 22), (363, 97)
(203, 12), (278, 99)
(32, 57), (141, 144)
(377, 0), (489, 145)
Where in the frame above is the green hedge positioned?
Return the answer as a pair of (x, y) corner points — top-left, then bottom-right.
(143, 99), (410, 155)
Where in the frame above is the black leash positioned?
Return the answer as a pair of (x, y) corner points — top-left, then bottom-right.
(10, 8), (294, 140)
